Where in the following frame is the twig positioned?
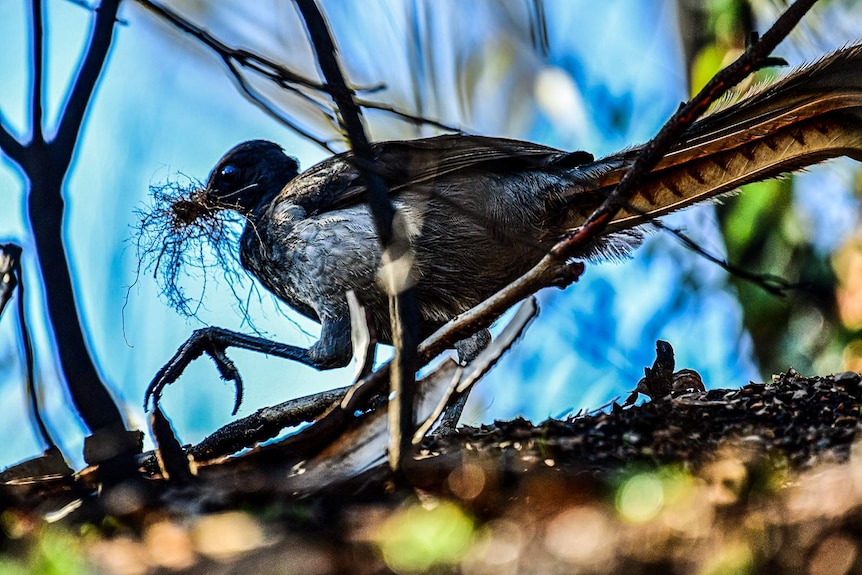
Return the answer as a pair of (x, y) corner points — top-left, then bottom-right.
(15, 249), (55, 453)
(0, 244), (55, 452)
(135, 0), (463, 147)
(135, 0), (325, 90)
(222, 57), (337, 152)
(650, 218), (798, 296)
(354, 98), (462, 133)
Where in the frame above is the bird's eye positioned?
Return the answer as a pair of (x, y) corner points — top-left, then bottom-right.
(219, 165), (238, 181)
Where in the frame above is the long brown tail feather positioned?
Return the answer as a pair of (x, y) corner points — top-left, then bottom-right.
(564, 44), (862, 234)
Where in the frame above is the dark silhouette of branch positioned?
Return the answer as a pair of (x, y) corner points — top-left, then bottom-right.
(648, 219), (798, 297)
(53, 0), (123, 160)
(135, 0), (462, 148)
(0, 0), (135, 464)
(30, 0), (44, 145)
(0, 244), (57, 452)
(221, 56), (337, 152)
(136, 0), (325, 90)
(0, 114), (26, 163)
(294, 0), (421, 474)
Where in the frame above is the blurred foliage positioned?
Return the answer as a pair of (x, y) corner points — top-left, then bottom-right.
(0, 522), (90, 575)
(375, 501), (474, 572)
(686, 0), (862, 378)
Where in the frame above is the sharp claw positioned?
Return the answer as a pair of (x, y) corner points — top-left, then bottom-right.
(206, 345), (244, 414)
(231, 376), (244, 416)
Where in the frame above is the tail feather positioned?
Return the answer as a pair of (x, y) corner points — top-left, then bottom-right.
(562, 43), (862, 235)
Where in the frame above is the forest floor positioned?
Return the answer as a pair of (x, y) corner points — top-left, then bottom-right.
(3, 369), (862, 574)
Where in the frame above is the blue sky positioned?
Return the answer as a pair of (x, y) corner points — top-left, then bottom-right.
(1, 0), (854, 470)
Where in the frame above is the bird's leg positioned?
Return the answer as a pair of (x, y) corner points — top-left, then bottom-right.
(433, 329), (491, 435)
(307, 315), (353, 369)
(144, 322), (351, 415)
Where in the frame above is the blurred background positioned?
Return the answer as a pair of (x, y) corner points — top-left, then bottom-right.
(1, 0), (861, 470)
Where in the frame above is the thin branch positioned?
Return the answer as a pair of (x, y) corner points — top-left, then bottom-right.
(136, 0), (325, 90)
(30, 0), (45, 145)
(651, 218), (797, 297)
(15, 249), (56, 451)
(136, 0), (462, 145)
(0, 116), (26, 164)
(140, 0), (342, 120)
(354, 98), (462, 133)
(222, 57), (337, 153)
(0, 244), (56, 453)
(53, 0), (121, 164)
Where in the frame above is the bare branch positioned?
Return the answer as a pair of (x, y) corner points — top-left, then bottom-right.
(136, 0), (325, 90)
(0, 116), (26, 164)
(30, 0), (45, 145)
(355, 98), (462, 133)
(136, 0), (462, 146)
(222, 57), (337, 153)
(53, 0), (121, 164)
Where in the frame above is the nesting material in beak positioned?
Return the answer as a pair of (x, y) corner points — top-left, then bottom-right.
(133, 177), (246, 317)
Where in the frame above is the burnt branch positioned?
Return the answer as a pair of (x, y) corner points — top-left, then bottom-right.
(189, 385), (350, 462)
(136, 0), (325, 90)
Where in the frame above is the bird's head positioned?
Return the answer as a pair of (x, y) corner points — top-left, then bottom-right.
(202, 140), (300, 215)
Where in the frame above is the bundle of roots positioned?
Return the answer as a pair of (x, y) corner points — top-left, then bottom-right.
(133, 178), (247, 318)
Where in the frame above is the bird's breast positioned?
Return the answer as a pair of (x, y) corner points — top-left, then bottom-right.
(240, 203), (386, 324)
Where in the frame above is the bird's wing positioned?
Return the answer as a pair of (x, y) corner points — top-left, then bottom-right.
(276, 134), (589, 214)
